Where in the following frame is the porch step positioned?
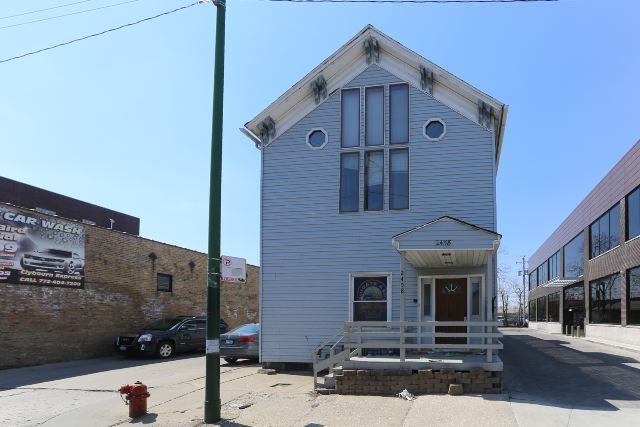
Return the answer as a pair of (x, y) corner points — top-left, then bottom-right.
(323, 372), (336, 388)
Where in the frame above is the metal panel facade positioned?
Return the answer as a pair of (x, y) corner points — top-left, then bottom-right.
(529, 141), (640, 269)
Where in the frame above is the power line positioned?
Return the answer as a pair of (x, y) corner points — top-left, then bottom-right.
(0, 2), (202, 64)
(261, 0), (557, 3)
(0, 0), (145, 31)
(0, 0), (96, 20)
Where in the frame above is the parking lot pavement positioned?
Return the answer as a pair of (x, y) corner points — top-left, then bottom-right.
(502, 328), (640, 427)
(4, 330), (640, 426)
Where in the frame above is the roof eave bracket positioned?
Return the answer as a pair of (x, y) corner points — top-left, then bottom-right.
(364, 36), (380, 65)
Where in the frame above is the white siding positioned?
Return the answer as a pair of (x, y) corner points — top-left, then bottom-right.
(261, 65), (496, 363)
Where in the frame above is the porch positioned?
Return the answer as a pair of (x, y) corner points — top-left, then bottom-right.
(313, 320), (503, 391)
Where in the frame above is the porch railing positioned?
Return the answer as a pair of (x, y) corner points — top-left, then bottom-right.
(312, 320), (503, 390)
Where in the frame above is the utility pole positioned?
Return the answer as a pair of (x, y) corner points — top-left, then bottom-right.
(205, 0), (226, 423)
(517, 256), (528, 326)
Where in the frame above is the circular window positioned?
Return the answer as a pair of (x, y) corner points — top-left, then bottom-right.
(306, 128), (328, 149)
(423, 119), (446, 141)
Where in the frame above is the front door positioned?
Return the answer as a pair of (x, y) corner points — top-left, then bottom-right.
(435, 278), (468, 344)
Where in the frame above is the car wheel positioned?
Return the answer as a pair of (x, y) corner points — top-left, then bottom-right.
(224, 357), (238, 364)
(157, 342), (174, 359)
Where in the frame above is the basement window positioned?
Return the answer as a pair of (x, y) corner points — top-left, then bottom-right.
(157, 273), (173, 292)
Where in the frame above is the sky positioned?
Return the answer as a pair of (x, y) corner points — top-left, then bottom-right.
(1, 0), (639, 284)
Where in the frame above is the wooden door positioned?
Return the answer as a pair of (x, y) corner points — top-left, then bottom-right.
(435, 278), (468, 344)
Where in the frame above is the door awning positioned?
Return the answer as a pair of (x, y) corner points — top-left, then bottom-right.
(392, 216), (501, 268)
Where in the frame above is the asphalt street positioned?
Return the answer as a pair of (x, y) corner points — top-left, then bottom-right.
(502, 328), (640, 426)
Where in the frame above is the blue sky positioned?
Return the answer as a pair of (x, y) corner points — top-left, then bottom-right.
(1, 0), (639, 282)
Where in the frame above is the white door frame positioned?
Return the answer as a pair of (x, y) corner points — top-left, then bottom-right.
(417, 274), (486, 344)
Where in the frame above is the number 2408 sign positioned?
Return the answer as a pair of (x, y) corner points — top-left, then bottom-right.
(435, 240), (452, 246)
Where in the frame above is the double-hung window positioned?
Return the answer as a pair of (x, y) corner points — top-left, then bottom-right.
(352, 276), (389, 321)
(339, 83), (410, 212)
(627, 186), (640, 241)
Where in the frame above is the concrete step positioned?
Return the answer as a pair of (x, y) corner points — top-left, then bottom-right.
(323, 373), (336, 388)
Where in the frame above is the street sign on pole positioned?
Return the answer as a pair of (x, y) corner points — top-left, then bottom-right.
(205, 0), (226, 423)
(221, 255), (246, 283)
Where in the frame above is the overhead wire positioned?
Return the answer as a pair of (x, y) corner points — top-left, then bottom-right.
(0, 0), (559, 64)
(0, 1), (202, 64)
(0, 0), (144, 31)
(0, 0), (96, 20)
(261, 0), (557, 2)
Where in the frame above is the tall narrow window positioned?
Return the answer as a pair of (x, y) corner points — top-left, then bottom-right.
(340, 152), (359, 212)
(365, 86), (384, 146)
(423, 281), (432, 316)
(590, 273), (621, 324)
(389, 149), (409, 210)
(563, 233), (584, 277)
(628, 187), (640, 240)
(341, 88), (360, 148)
(629, 266), (640, 325)
(536, 296), (547, 321)
(548, 292), (560, 322)
(471, 280), (480, 315)
(590, 204), (620, 258)
(364, 151), (384, 211)
(389, 84), (409, 144)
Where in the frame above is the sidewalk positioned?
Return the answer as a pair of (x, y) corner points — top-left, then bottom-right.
(0, 355), (517, 427)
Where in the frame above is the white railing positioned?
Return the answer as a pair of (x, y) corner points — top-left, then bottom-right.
(312, 320), (503, 390)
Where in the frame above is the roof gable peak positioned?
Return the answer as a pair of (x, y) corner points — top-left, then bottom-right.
(242, 26), (507, 166)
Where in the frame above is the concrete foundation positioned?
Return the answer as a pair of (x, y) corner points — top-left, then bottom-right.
(528, 321), (562, 334)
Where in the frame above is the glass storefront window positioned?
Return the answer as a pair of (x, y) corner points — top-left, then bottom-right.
(589, 273), (621, 324)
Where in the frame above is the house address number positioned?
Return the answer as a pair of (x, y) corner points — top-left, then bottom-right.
(435, 240), (452, 246)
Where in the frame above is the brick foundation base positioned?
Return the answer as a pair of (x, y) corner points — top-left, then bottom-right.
(335, 367), (501, 395)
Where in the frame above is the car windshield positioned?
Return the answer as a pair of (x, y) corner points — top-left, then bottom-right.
(38, 249), (72, 257)
(144, 318), (183, 331)
(228, 324), (259, 335)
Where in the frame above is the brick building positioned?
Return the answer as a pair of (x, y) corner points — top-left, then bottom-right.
(0, 201), (258, 369)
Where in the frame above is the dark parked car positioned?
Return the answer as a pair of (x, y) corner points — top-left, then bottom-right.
(115, 316), (229, 359)
(220, 323), (260, 364)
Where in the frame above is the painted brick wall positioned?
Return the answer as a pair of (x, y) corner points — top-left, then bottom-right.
(1, 206), (260, 369)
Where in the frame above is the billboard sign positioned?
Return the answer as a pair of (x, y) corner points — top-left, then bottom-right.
(221, 255), (246, 283)
(0, 206), (85, 288)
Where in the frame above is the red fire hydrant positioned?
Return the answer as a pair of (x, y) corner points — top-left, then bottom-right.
(119, 381), (150, 418)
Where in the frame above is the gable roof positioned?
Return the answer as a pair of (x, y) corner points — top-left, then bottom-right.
(392, 216), (501, 252)
(242, 25), (508, 167)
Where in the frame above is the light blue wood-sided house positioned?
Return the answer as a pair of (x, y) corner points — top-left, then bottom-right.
(241, 26), (509, 386)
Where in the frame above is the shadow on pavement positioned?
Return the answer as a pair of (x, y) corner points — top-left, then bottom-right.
(0, 352), (204, 390)
(502, 331), (640, 411)
(130, 412), (158, 424)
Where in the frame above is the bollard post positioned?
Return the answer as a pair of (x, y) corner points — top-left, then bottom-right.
(571, 325), (575, 337)
(565, 325), (569, 335)
(577, 326), (581, 337)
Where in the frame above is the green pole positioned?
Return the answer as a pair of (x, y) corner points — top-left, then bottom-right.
(205, 0), (225, 423)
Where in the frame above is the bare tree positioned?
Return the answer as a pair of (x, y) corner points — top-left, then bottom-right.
(499, 286), (510, 326)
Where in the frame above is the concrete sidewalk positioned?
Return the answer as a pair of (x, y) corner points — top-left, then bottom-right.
(0, 354), (516, 427)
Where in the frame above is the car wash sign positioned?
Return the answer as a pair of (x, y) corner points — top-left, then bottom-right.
(0, 206), (86, 288)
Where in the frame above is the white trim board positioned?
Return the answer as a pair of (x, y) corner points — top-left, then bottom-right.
(242, 25), (508, 167)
